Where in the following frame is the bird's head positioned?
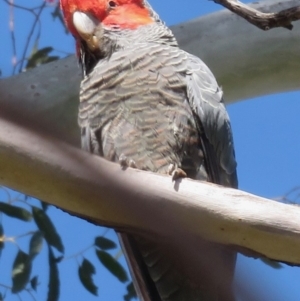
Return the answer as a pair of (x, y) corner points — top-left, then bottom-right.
(60, 0), (175, 74)
(60, 0), (156, 38)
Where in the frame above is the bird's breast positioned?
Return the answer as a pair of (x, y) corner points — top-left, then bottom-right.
(79, 46), (204, 176)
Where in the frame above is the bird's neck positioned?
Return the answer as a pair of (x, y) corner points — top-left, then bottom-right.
(104, 22), (178, 51)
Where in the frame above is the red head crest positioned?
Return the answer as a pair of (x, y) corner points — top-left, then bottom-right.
(60, 0), (154, 37)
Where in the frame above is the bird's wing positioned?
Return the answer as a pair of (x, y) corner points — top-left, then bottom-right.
(184, 53), (238, 301)
(185, 53), (238, 188)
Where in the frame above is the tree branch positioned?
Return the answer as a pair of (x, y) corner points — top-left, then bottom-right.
(0, 0), (299, 270)
(0, 114), (300, 266)
(0, 1), (299, 147)
(214, 0), (300, 30)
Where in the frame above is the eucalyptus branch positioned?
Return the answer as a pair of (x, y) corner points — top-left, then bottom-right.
(214, 0), (300, 30)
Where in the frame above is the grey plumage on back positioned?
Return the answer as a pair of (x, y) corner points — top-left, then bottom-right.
(78, 8), (237, 301)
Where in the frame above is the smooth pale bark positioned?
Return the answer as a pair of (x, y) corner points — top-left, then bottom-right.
(0, 0), (299, 268)
(0, 0), (299, 146)
(0, 116), (300, 265)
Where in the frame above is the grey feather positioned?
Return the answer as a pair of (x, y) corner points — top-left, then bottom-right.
(186, 54), (238, 187)
(77, 13), (238, 301)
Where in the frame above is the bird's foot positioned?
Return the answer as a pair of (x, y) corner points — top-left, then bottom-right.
(168, 164), (187, 181)
(119, 154), (137, 170)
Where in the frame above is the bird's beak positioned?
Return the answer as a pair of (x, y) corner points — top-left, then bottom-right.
(73, 11), (101, 52)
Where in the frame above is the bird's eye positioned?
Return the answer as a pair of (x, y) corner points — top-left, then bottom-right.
(108, 1), (117, 8)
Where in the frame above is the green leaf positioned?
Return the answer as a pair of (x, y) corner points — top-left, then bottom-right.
(47, 247), (60, 301)
(29, 46), (53, 58)
(40, 201), (49, 212)
(96, 250), (128, 283)
(260, 258), (283, 269)
(32, 206), (64, 253)
(51, 4), (69, 34)
(29, 231), (43, 259)
(94, 237), (117, 250)
(51, 3), (61, 20)
(78, 258), (98, 296)
(26, 47), (57, 70)
(0, 202), (32, 221)
(0, 223), (4, 256)
(44, 56), (60, 64)
(124, 282), (137, 301)
(30, 276), (38, 291)
(55, 256), (64, 263)
(12, 250), (32, 293)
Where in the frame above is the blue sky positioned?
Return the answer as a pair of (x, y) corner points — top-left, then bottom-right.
(0, 0), (300, 300)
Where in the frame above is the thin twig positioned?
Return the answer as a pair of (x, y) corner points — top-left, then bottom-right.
(3, 0), (36, 12)
(3, 0), (48, 75)
(213, 0), (300, 30)
(8, 0), (17, 74)
(63, 243), (94, 261)
(24, 288), (38, 301)
(18, 2), (46, 73)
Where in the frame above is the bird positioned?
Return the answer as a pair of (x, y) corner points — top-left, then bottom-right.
(60, 0), (238, 300)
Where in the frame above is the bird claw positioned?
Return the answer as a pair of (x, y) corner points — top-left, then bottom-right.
(119, 154), (137, 169)
(168, 164), (187, 181)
